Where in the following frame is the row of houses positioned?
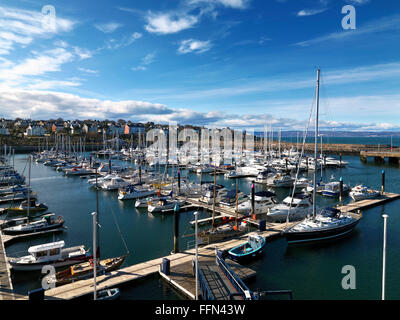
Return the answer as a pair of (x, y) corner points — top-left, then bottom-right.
(0, 119), (146, 137)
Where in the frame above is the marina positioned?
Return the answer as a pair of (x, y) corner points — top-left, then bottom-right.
(0, 142), (399, 300)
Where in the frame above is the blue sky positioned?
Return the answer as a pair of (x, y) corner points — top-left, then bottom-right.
(1, 0), (400, 131)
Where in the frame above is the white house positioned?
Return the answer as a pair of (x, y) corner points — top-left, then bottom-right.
(25, 125), (45, 136)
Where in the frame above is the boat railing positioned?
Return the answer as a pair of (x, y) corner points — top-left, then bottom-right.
(215, 248), (252, 300)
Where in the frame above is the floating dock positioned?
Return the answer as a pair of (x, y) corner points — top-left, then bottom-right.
(0, 231), (13, 300)
(43, 222), (291, 300)
(337, 192), (400, 212)
(3, 190), (400, 300)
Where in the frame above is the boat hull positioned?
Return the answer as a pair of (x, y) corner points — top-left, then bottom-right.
(9, 256), (90, 271)
(284, 219), (360, 244)
(228, 242), (266, 263)
(3, 222), (64, 235)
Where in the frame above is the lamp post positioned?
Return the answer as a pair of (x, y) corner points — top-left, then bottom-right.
(194, 211), (199, 300)
(382, 214), (388, 300)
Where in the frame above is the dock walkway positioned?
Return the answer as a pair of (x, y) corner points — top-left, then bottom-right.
(0, 231), (14, 300)
(44, 222), (290, 300)
(337, 192), (400, 213)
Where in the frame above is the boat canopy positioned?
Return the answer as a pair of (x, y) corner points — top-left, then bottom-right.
(254, 191), (276, 198)
(28, 241), (65, 254)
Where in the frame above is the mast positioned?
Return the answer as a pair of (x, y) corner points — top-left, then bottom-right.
(312, 69), (320, 219)
(95, 166), (100, 260)
(92, 211), (97, 300)
(27, 154), (31, 218)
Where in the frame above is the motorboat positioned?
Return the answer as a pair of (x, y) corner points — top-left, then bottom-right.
(228, 233), (266, 262)
(118, 185), (156, 200)
(8, 241), (90, 271)
(96, 288), (120, 300)
(267, 193), (313, 222)
(100, 177), (130, 191)
(199, 184), (228, 205)
(266, 173), (295, 188)
(7, 199), (48, 214)
(2, 213), (64, 235)
(238, 190), (278, 214)
(219, 189), (248, 208)
(322, 181), (350, 197)
(254, 169), (276, 184)
(349, 185), (380, 201)
(147, 198), (186, 213)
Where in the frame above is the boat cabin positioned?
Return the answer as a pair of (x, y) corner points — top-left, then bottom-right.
(28, 241), (65, 260)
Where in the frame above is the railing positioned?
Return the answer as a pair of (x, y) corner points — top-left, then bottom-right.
(192, 258), (214, 300)
(215, 248), (252, 300)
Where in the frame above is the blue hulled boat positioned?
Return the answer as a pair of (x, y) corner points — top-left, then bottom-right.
(228, 233), (266, 262)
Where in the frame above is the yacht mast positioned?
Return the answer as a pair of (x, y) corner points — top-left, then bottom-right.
(313, 69), (320, 219)
(27, 154), (31, 218)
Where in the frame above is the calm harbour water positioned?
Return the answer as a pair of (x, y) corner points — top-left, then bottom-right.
(4, 151), (400, 300)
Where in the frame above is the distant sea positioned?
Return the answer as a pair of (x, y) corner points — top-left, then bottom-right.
(268, 136), (400, 147)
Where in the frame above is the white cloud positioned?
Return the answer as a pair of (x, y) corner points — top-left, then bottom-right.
(296, 14), (400, 46)
(178, 39), (212, 54)
(297, 8), (327, 17)
(104, 32), (142, 50)
(347, 0), (370, 5)
(27, 80), (81, 90)
(0, 88), (399, 132)
(187, 0), (250, 9)
(132, 53), (156, 71)
(145, 12), (198, 34)
(78, 67), (99, 74)
(0, 6), (76, 55)
(73, 47), (93, 60)
(94, 22), (122, 33)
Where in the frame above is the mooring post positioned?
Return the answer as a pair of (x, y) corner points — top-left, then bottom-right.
(382, 214), (388, 300)
(251, 181), (255, 218)
(381, 170), (385, 194)
(173, 204), (180, 254)
(108, 158), (112, 173)
(306, 156), (309, 171)
(340, 153), (342, 167)
(339, 176), (343, 206)
(177, 170), (181, 195)
(139, 160), (142, 183)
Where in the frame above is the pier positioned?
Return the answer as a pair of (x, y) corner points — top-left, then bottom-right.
(360, 149), (400, 164)
(337, 192), (400, 213)
(43, 221), (291, 300)
(0, 231), (16, 300)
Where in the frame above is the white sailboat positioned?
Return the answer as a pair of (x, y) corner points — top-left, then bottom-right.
(284, 69), (362, 244)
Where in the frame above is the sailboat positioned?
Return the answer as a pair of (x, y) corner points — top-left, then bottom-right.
(197, 173), (249, 243)
(49, 170), (127, 287)
(6, 155), (48, 214)
(284, 69), (362, 244)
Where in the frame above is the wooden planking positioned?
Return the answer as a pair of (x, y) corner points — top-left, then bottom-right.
(337, 192), (400, 213)
(0, 231), (15, 300)
(159, 247), (256, 300)
(44, 222), (292, 300)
